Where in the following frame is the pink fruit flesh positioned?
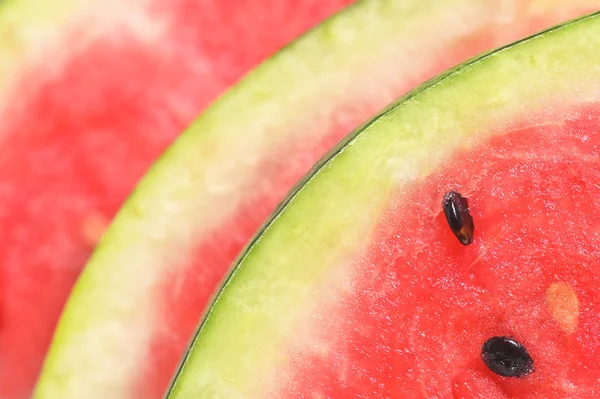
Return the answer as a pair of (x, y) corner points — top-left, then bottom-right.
(275, 104), (600, 398)
(0, 1), (351, 397)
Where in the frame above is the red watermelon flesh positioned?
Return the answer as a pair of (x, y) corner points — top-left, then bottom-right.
(0, 1), (351, 397)
(35, 3), (600, 399)
(274, 104), (600, 398)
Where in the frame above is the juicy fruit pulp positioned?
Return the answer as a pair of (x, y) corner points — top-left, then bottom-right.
(166, 13), (600, 398)
(0, 0), (351, 397)
(36, 0), (600, 398)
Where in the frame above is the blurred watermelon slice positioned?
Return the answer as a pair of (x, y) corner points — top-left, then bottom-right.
(0, 0), (351, 397)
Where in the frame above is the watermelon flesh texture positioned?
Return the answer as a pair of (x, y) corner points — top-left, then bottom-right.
(276, 108), (600, 398)
(35, 1), (600, 398)
(0, 1), (351, 398)
(166, 13), (600, 398)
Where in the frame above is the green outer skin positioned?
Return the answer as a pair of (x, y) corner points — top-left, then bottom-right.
(167, 12), (600, 398)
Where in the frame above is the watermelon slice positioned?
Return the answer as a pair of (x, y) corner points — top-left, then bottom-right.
(166, 12), (600, 397)
(35, 1), (600, 398)
(0, 1), (350, 397)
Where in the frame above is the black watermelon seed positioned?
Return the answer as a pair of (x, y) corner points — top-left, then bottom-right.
(442, 191), (474, 245)
(481, 336), (534, 378)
